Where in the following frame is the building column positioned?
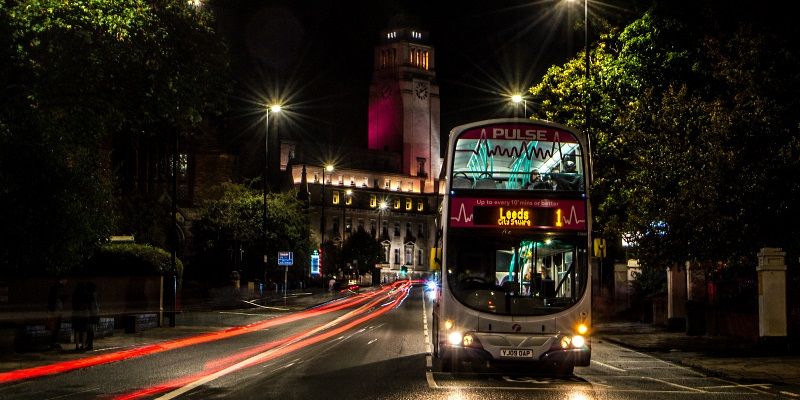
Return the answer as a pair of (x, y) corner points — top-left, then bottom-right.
(666, 263), (686, 330)
(613, 262), (629, 313)
(685, 261), (706, 335)
(757, 247), (787, 340)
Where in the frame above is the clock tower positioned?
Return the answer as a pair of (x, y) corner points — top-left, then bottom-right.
(368, 26), (441, 193)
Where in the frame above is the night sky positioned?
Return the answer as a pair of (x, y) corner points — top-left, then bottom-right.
(213, 0), (646, 159)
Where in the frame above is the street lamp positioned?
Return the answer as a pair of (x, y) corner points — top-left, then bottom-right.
(263, 103), (281, 276)
(566, 0), (590, 139)
(378, 201), (388, 239)
(378, 200), (388, 266)
(341, 189), (353, 240)
(320, 164), (334, 249)
(511, 94), (527, 118)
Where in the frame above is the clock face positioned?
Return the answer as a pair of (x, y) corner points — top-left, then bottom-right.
(415, 81), (429, 100)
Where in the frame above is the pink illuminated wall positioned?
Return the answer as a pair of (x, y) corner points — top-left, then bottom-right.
(368, 82), (403, 153)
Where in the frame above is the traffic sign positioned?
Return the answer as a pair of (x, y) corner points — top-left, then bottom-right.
(278, 251), (293, 266)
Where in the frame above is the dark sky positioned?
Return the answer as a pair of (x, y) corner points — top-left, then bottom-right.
(214, 0), (646, 155)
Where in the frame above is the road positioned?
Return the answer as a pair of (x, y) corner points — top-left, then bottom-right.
(0, 281), (784, 399)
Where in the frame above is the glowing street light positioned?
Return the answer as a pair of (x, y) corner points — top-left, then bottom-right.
(511, 94), (527, 117)
(566, 0), (590, 137)
(263, 103), (282, 270)
(341, 189), (353, 240)
(321, 164), (335, 249)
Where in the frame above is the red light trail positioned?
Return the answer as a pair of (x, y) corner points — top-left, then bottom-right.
(0, 281), (410, 384)
(113, 280), (413, 399)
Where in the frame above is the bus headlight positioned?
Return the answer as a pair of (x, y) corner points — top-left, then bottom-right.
(560, 336), (572, 349)
(448, 331), (463, 345)
(571, 335), (586, 348)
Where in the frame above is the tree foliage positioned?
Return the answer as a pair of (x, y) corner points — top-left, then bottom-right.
(341, 228), (384, 276)
(530, 1), (800, 289)
(192, 183), (313, 282)
(0, 0), (230, 276)
(86, 243), (184, 278)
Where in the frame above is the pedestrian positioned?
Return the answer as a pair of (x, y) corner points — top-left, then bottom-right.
(46, 278), (67, 350)
(71, 282), (89, 351)
(85, 282), (99, 350)
(328, 276), (336, 292)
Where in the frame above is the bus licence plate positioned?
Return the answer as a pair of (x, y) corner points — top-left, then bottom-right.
(500, 349), (533, 358)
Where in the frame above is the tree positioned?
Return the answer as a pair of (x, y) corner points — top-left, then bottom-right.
(341, 228), (384, 277)
(529, 1), (800, 293)
(192, 183), (312, 283)
(0, 0), (231, 276)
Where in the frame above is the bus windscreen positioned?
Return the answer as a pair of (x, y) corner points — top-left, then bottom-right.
(450, 123), (585, 192)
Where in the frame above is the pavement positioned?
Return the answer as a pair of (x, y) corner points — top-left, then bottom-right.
(595, 320), (800, 387)
(2, 289), (799, 390)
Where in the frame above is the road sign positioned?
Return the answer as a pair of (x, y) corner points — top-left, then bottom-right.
(278, 251), (293, 266)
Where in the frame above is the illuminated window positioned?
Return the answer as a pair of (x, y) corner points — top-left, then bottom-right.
(370, 194), (377, 208)
(417, 201), (424, 212)
(405, 198), (412, 211)
(332, 191), (340, 205)
(424, 51), (429, 70)
(385, 179), (391, 189)
(345, 195), (352, 205)
(405, 245), (413, 265)
(393, 199), (400, 209)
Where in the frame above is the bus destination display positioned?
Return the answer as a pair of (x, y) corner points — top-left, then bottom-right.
(449, 197), (586, 230)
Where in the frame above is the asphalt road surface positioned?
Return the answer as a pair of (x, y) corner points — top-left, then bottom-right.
(0, 281), (784, 399)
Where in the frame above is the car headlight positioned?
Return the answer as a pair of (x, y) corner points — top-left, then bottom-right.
(447, 331), (463, 345)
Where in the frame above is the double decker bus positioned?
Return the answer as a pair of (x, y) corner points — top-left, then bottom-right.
(432, 118), (591, 374)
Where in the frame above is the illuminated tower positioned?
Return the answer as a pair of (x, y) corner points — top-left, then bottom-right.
(368, 27), (441, 193)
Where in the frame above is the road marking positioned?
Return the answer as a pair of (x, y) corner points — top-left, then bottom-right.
(780, 391), (800, 398)
(591, 360), (626, 372)
(239, 300), (290, 311)
(367, 338), (378, 345)
(422, 290), (438, 385)
(602, 341), (705, 376)
(643, 376), (705, 392)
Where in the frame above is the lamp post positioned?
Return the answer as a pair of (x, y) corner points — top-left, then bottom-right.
(567, 0), (590, 142)
(511, 94), (527, 117)
(378, 201), (388, 264)
(341, 189), (353, 241)
(263, 104), (281, 280)
(320, 164), (334, 250)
